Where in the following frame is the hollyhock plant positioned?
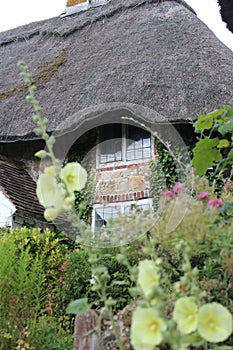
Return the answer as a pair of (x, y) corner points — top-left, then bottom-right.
(137, 259), (160, 298)
(131, 307), (166, 350)
(36, 172), (65, 219)
(60, 162), (87, 193)
(207, 198), (223, 208)
(173, 297), (198, 334)
(197, 303), (233, 343)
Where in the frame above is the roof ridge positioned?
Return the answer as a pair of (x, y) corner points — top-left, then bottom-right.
(0, 0), (195, 45)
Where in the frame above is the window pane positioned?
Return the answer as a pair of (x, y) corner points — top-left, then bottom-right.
(126, 125), (151, 161)
(99, 124), (122, 164)
(143, 147), (151, 158)
(125, 203), (150, 214)
(95, 205), (121, 231)
(143, 137), (151, 148)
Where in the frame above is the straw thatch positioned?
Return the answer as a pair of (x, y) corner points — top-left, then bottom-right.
(0, 0), (233, 142)
(218, 0), (233, 33)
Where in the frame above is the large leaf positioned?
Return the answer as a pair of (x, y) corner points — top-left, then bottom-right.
(194, 109), (225, 132)
(218, 121), (233, 135)
(192, 137), (222, 176)
(194, 114), (214, 132)
(66, 298), (91, 315)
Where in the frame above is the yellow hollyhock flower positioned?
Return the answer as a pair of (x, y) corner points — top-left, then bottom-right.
(197, 303), (233, 343)
(44, 207), (62, 221)
(37, 173), (63, 208)
(37, 173), (65, 220)
(60, 162), (87, 193)
(138, 260), (160, 298)
(173, 297), (198, 334)
(131, 307), (166, 350)
(44, 165), (58, 177)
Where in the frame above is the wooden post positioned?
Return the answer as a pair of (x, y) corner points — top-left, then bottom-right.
(74, 310), (100, 350)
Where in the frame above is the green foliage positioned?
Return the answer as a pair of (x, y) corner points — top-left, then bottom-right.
(58, 245), (143, 314)
(66, 298), (91, 315)
(0, 227), (73, 349)
(149, 139), (182, 209)
(192, 137), (222, 175)
(192, 106), (233, 176)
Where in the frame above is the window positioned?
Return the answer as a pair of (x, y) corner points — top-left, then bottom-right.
(92, 199), (152, 233)
(126, 125), (151, 161)
(97, 124), (153, 166)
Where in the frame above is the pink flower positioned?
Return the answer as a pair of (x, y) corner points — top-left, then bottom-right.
(160, 190), (175, 198)
(173, 182), (185, 193)
(207, 198), (223, 208)
(224, 182), (231, 190)
(198, 192), (210, 200)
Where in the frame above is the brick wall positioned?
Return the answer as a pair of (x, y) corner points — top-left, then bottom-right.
(93, 162), (151, 203)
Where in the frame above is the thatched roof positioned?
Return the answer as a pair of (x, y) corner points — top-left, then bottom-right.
(218, 0), (233, 33)
(0, 0), (233, 142)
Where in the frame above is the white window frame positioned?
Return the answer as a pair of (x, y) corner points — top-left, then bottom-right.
(96, 124), (154, 169)
(92, 198), (152, 233)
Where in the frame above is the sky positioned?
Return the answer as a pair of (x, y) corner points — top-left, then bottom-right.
(0, 0), (232, 51)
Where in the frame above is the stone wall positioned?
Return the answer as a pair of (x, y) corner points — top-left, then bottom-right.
(93, 162), (151, 203)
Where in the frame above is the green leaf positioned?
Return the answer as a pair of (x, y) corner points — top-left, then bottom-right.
(194, 109), (225, 132)
(217, 139), (230, 148)
(192, 137), (222, 176)
(223, 105), (233, 117)
(83, 326), (100, 337)
(218, 121), (233, 135)
(227, 149), (233, 159)
(66, 298), (91, 315)
(194, 114), (214, 132)
(111, 280), (128, 285)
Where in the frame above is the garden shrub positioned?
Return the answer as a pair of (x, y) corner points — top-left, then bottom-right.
(0, 227), (73, 350)
(57, 244), (146, 314)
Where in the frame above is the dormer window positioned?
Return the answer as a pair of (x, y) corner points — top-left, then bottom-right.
(97, 124), (153, 167)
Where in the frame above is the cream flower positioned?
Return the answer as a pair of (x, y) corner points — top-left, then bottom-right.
(173, 297), (198, 334)
(44, 207), (62, 221)
(138, 260), (160, 298)
(37, 173), (63, 208)
(36, 173), (65, 220)
(60, 162), (87, 193)
(197, 303), (232, 343)
(131, 307), (166, 350)
(44, 165), (58, 177)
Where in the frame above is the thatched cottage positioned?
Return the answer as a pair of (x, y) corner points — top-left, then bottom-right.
(0, 0), (233, 230)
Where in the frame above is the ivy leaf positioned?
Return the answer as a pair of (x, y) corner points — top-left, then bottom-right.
(192, 137), (222, 176)
(66, 298), (91, 315)
(217, 139), (230, 148)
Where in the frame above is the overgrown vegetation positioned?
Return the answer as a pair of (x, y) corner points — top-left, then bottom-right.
(5, 62), (232, 349)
